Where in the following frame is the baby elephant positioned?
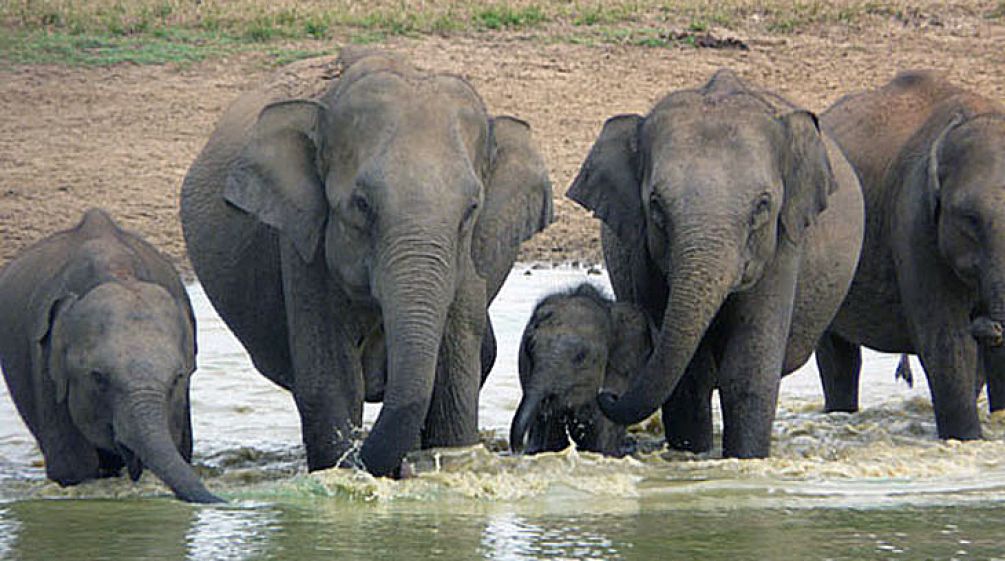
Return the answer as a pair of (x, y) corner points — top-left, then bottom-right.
(0, 209), (220, 503)
(510, 283), (652, 456)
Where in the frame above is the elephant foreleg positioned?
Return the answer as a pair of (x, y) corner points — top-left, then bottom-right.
(421, 273), (487, 449)
(716, 245), (800, 459)
(816, 331), (862, 413)
(916, 331), (982, 440)
(896, 243), (982, 440)
(281, 242), (364, 471)
(38, 419), (100, 486)
(662, 341), (716, 454)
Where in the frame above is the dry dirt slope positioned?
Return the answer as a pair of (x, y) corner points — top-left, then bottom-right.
(1, 17), (1004, 273)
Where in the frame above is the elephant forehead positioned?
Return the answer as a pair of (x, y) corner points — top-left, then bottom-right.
(335, 72), (485, 121)
(534, 303), (609, 337)
(71, 282), (183, 336)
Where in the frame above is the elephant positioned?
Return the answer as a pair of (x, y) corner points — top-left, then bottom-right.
(180, 49), (553, 477)
(509, 283), (652, 456)
(0, 209), (220, 503)
(814, 70), (1005, 439)
(567, 69), (865, 458)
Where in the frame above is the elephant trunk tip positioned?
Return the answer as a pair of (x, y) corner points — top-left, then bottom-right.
(178, 487), (226, 504)
(597, 390), (651, 426)
(971, 316), (1004, 347)
(509, 392), (547, 455)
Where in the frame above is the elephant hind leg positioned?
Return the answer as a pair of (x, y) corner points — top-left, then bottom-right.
(816, 331), (862, 413)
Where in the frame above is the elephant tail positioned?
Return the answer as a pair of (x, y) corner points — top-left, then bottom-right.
(895, 354), (913, 388)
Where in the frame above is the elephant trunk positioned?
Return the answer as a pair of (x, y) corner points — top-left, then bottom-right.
(510, 390), (546, 454)
(359, 233), (454, 477)
(115, 393), (222, 504)
(599, 233), (737, 425)
(977, 267), (1005, 411)
(975, 268), (1005, 347)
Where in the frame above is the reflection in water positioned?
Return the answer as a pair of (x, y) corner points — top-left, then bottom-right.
(186, 506), (278, 561)
(2, 500), (192, 561)
(0, 508), (18, 560)
(481, 512), (623, 561)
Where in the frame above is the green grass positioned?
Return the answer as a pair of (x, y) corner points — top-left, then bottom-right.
(473, 6), (547, 30)
(0, 1), (996, 66)
(988, 1), (1005, 19)
(0, 28), (335, 67)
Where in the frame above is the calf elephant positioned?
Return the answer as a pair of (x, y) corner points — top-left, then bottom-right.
(509, 283), (652, 456)
(180, 50), (553, 477)
(816, 70), (1005, 439)
(568, 69), (864, 458)
(0, 209), (219, 503)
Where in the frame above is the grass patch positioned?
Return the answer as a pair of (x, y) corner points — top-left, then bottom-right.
(0, 1), (989, 66)
(473, 6), (547, 30)
(988, 1), (1005, 19)
(0, 29), (240, 66)
(0, 28), (337, 67)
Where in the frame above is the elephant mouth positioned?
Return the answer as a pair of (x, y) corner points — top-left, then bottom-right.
(115, 442), (144, 482)
(971, 315), (1004, 347)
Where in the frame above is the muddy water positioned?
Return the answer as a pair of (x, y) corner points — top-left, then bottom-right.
(2, 266), (1005, 560)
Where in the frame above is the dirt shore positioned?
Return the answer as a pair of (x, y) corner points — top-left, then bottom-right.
(2, 15), (1004, 274)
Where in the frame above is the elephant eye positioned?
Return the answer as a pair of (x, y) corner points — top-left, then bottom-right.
(955, 211), (982, 239)
(90, 370), (110, 389)
(649, 195), (667, 231)
(351, 193), (372, 216)
(462, 201), (479, 225)
(572, 349), (588, 365)
(751, 193), (773, 228)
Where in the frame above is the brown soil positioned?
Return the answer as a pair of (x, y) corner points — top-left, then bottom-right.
(2, 17), (1004, 275)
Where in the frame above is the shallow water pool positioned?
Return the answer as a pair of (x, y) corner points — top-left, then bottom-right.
(2, 266), (1004, 560)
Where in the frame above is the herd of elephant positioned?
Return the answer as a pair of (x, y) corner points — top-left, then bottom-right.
(2, 49), (1004, 504)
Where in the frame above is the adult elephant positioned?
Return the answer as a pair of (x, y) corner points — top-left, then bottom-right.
(815, 70), (1005, 439)
(568, 70), (864, 457)
(0, 209), (219, 503)
(180, 50), (552, 477)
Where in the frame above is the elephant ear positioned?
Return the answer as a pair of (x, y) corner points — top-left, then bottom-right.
(473, 116), (554, 300)
(606, 302), (654, 392)
(778, 110), (838, 244)
(29, 292), (78, 404)
(567, 114), (644, 248)
(926, 114), (966, 224)
(224, 99), (330, 262)
(517, 317), (536, 390)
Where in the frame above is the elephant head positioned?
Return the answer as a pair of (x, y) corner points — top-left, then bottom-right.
(39, 280), (218, 503)
(925, 113), (1005, 345)
(510, 283), (651, 455)
(568, 70), (837, 425)
(223, 53), (551, 476)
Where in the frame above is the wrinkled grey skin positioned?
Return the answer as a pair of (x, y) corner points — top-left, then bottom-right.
(509, 283), (652, 456)
(180, 50), (552, 477)
(568, 70), (864, 458)
(0, 209), (220, 503)
(816, 70), (1005, 438)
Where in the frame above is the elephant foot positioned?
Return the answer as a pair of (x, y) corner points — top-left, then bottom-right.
(823, 402), (859, 414)
(934, 408), (982, 441)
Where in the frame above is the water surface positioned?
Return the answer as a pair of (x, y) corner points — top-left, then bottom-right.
(2, 266), (1004, 560)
